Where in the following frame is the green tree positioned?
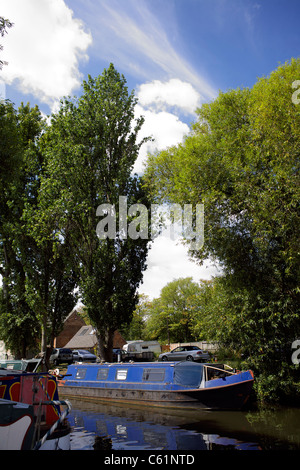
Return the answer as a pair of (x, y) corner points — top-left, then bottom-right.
(0, 101), (78, 358)
(41, 64), (151, 361)
(144, 278), (201, 343)
(144, 59), (300, 401)
(0, 101), (38, 357)
(0, 17), (13, 70)
(120, 293), (150, 340)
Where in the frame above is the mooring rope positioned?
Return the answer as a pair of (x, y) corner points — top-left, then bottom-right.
(32, 399), (72, 451)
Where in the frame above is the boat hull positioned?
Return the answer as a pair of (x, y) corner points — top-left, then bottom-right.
(59, 379), (253, 411)
(0, 370), (71, 449)
(0, 399), (35, 450)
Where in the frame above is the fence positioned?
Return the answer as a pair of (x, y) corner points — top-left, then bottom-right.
(162, 341), (219, 353)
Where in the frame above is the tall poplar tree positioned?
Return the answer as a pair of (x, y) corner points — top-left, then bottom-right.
(41, 64), (151, 361)
(0, 101), (78, 358)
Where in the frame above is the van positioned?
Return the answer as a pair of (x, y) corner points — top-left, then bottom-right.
(123, 341), (161, 355)
(50, 348), (73, 366)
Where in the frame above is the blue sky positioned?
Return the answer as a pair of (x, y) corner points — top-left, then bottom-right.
(71, 0), (300, 98)
(2, 0), (299, 115)
(1, 0), (299, 298)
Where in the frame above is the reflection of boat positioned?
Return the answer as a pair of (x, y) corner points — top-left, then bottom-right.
(68, 399), (261, 450)
(0, 367), (71, 450)
(59, 361), (254, 410)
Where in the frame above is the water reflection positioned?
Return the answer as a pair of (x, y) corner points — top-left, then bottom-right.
(67, 400), (269, 450)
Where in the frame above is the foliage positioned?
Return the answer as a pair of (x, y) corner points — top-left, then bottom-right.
(0, 16), (13, 70)
(0, 101), (78, 357)
(120, 293), (150, 340)
(144, 59), (300, 402)
(0, 101), (41, 356)
(143, 278), (204, 343)
(40, 64), (151, 361)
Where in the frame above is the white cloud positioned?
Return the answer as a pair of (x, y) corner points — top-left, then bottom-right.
(139, 231), (219, 299)
(82, 0), (217, 102)
(137, 79), (201, 115)
(133, 78), (219, 297)
(133, 78), (201, 173)
(0, 81), (6, 100)
(1, 0), (92, 109)
(133, 103), (189, 174)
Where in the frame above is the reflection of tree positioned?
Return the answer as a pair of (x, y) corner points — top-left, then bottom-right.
(93, 435), (112, 451)
(245, 408), (300, 450)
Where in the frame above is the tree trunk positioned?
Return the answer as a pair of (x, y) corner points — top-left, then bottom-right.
(96, 327), (115, 362)
(41, 311), (48, 354)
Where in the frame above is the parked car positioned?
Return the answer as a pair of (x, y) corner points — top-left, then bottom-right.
(158, 345), (210, 362)
(50, 348), (73, 366)
(72, 349), (97, 363)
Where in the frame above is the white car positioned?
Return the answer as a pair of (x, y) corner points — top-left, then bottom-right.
(158, 345), (210, 362)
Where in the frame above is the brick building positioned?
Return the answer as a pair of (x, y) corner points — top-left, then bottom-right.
(64, 325), (126, 352)
(54, 307), (86, 348)
(54, 305), (126, 352)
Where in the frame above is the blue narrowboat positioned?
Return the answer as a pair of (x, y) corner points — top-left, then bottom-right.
(58, 361), (254, 410)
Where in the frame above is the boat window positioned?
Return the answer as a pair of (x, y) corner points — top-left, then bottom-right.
(116, 369), (128, 380)
(142, 368), (165, 382)
(97, 368), (109, 380)
(75, 368), (87, 379)
(174, 362), (203, 388)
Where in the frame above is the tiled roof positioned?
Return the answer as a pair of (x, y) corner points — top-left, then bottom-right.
(64, 325), (97, 349)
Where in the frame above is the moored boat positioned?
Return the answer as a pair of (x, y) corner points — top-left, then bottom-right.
(58, 361), (254, 411)
(0, 398), (35, 450)
(0, 367), (71, 450)
(0, 358), (42, 373)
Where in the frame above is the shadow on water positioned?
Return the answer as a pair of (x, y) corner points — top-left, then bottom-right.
(66, 399), (300, 451)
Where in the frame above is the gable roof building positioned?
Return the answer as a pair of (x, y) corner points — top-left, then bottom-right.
(64, 325), (96, 350)
(54, 305), (127, 352)
(64, 325), (126, 352)
(54, 307), (86, 348)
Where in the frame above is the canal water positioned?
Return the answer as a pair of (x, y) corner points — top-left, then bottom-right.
(66, 399), (300, 451)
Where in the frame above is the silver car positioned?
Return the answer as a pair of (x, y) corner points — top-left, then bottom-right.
(158, 345), (210, 362)
(72, 349), (97, 363)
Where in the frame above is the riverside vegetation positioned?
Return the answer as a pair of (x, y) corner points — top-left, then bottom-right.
(0, 55), (299, 404)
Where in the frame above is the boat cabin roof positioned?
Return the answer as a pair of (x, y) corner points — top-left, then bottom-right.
(66, 361), (207, 388)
